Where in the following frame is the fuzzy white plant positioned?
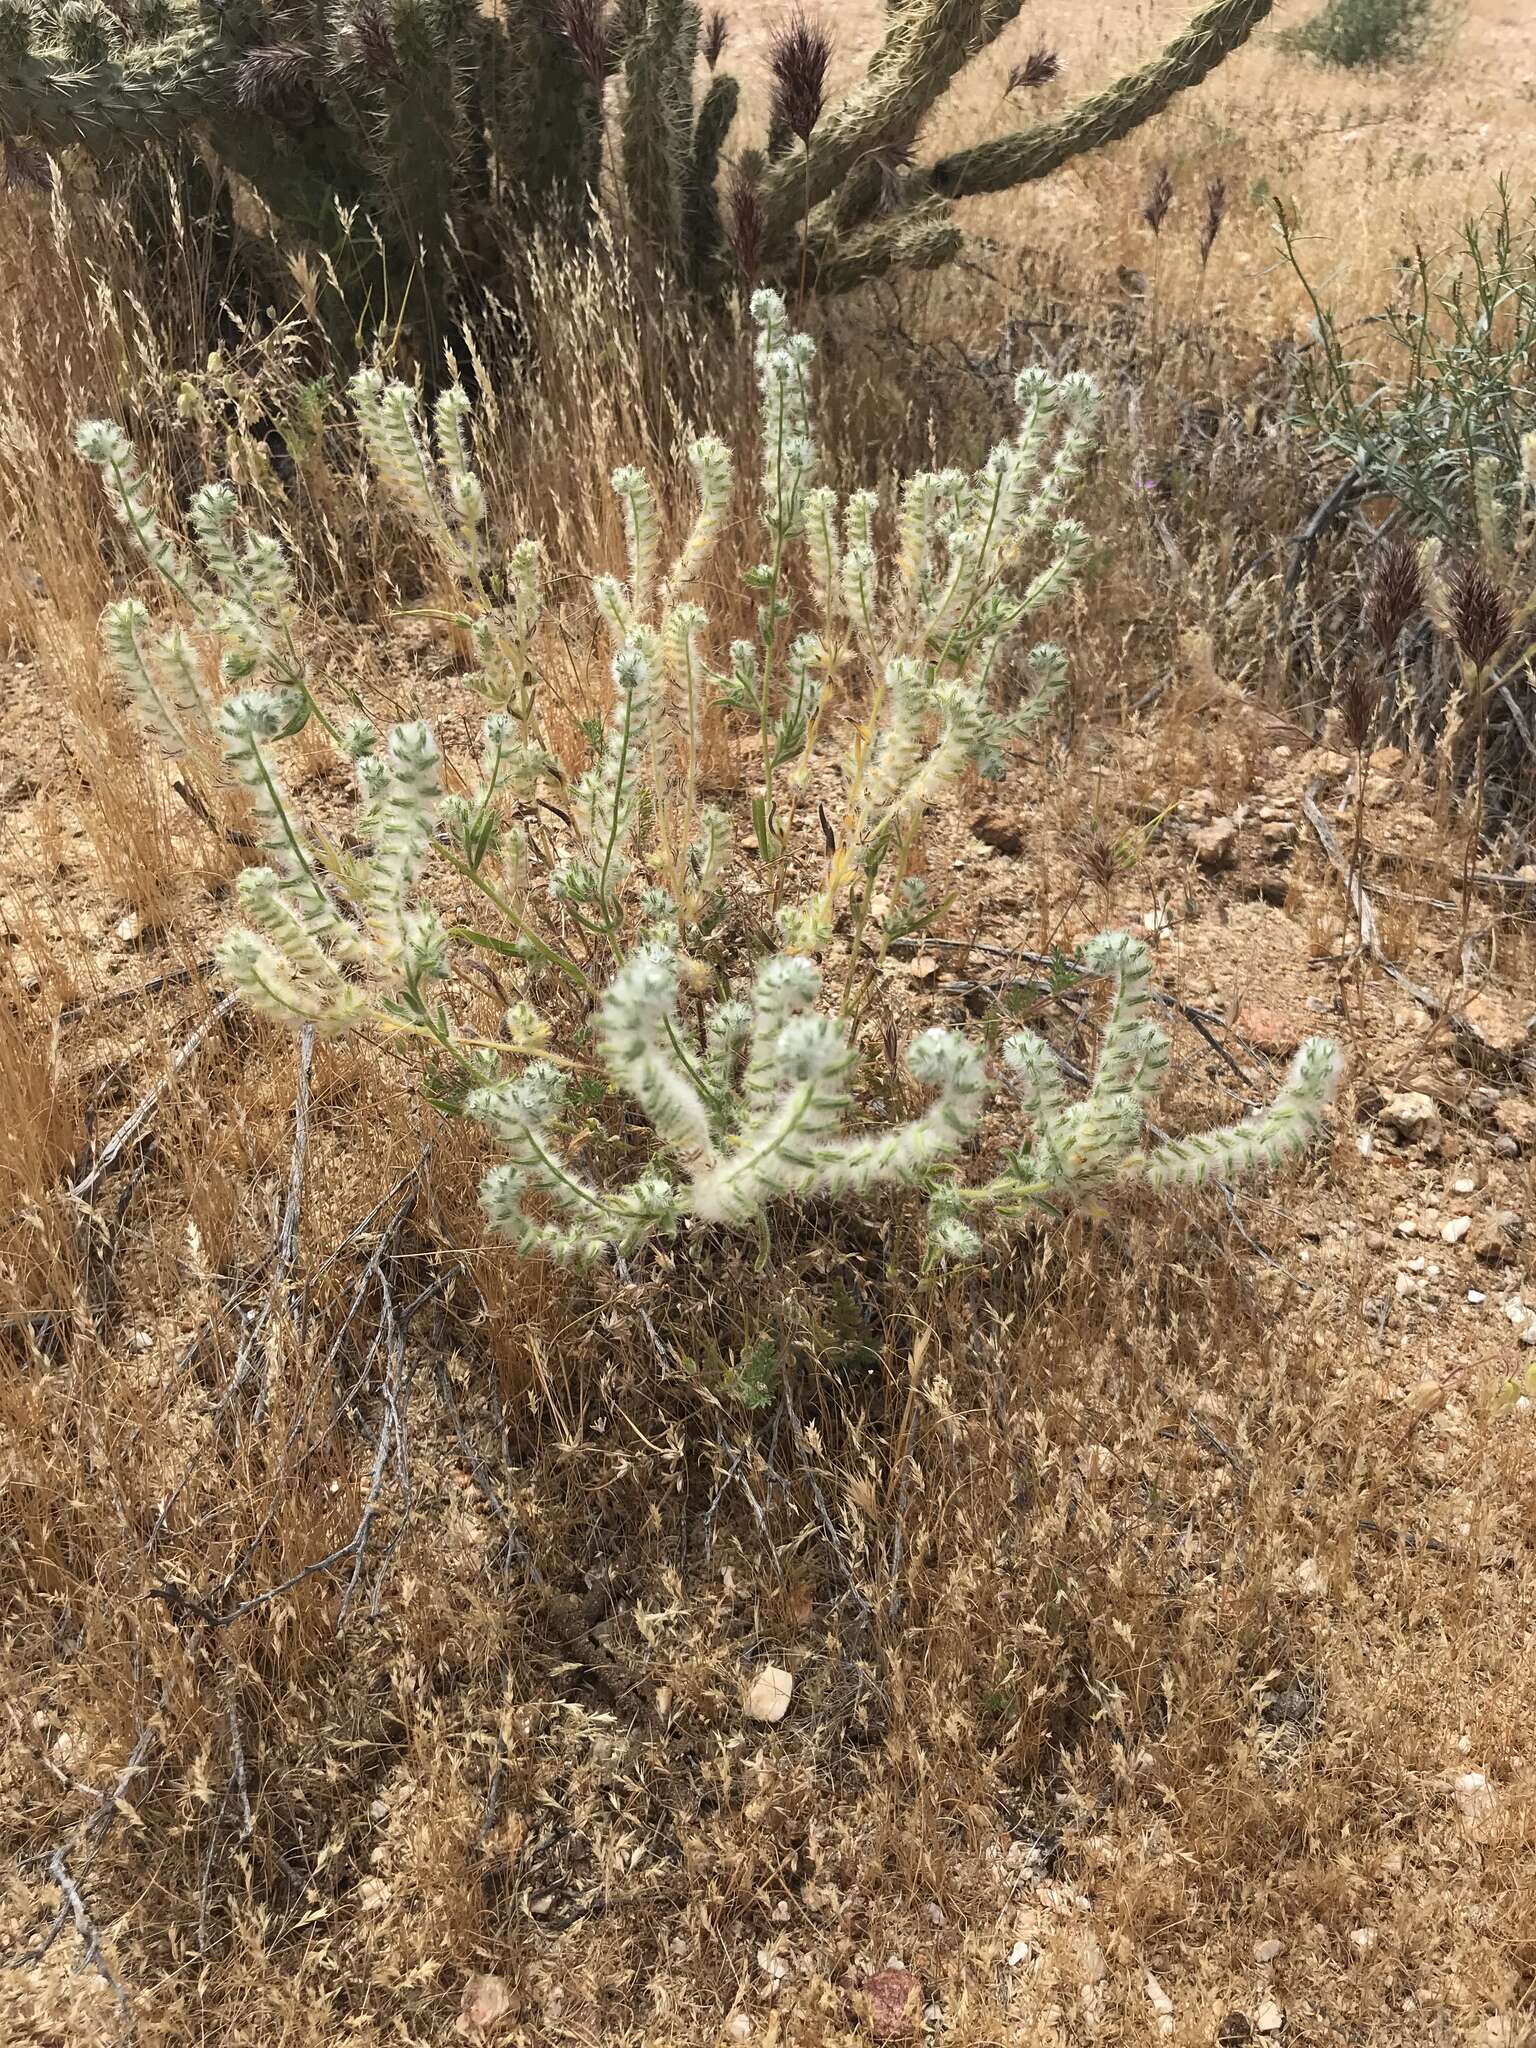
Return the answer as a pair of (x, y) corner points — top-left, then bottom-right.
(923, 931), (1344, 1264)
(78, 296), (1342, 1273)
(461, 928), (1342, 1266)
(465, 945), (988, 1261)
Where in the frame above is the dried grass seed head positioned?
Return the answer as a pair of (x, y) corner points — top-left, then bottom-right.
(1142, 165), (1174, 236)
(1448, 555), (1513, 671)
(703, 7), (729, 68)
(339, 0), (399, 81)
(1199, 176), (1228, 266)
(2, 136), (52, 192)
(872, 138), (917, 216)
(1364, 535), (1424, 654)
(553, 0), (612, 91)
(769, 7), (834, 146)
(1007, 47), (1060, 93)
(726, 165), (765, 281)
(1336, 660), (1381, 755)
(235, 43), (320, 125)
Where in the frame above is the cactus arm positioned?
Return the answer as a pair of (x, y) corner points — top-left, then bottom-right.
(759, 0), (1012, 249)
(924, 0), (1274, 201)
(683, 67), (738, 289)
(1, 27), (372, 244)
(366, 0), (474, 267)
(797, 199), (961, 299)
(477, 3), (602, 218)
(622, 0), (697, 273)
(0, 31), (228, 155)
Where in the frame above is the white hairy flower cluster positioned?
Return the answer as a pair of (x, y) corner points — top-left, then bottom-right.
(751, 287), (818, 546)
(467, 946), (986, 1261)
(76, 413), (489, 1037)
(465, 929), (1342, 1267)
(948, 930), (1345, 1252)
(79, 295), (1342, 1280)
(725, 294), (1105, 949)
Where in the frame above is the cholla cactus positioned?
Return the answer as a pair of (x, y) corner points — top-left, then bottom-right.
(79, 286), (1341, 1278)
(1, 0), (1275, 334)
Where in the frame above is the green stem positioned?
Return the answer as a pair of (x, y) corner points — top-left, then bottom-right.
(437, 847), (593, 994)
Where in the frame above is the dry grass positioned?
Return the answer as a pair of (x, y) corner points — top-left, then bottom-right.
(3, 9), (1536, 2046)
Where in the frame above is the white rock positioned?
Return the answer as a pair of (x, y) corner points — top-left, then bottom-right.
(1455, 1771), (1498, 1828)
(1074, 1932), (1108, 1986)
(1381, 1092), (1441, 1148)
(1477, 2015), (1522, 2047)
(745, 1665), (793, 1723)
(1145, 1973), (1174, 2018)
(1442, 1216), (1472, 1244)
(1193, 817), (1239, 869)
(1253, 1938), (1283, 1964)
(1256, 1999), (1285, 2032)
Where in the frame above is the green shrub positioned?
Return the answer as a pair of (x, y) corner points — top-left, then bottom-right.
(1281, 187), (1536, 553)
(1281, 0), (1441, 69)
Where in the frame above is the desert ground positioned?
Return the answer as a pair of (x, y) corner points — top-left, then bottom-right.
(2, 3), (1535, 2044)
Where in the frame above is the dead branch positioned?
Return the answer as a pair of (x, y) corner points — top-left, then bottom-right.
(69, 993), (239, 1203)
(1300, 778), (1527, 1074)
(16, 1721), (158, 2015)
